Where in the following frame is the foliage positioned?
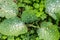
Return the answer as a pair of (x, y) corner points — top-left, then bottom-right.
(0, 0), (60, 40)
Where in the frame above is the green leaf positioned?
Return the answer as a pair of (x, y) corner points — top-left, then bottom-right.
(21, 10), (38, 23)
(0, 17), (28, 36)
(2, 35), (7, 39)
(23, 0), (31, 3)
(25, 5), (33, 10)
(17, 3), (25, 7)
(33, 3), (39, 9)
(37, 22), (59, 40)
(7, 36), (14, 40)
(45, 0), (60, 20)
(36, 12), (47, 20)
(16, 38), (21, 40)
(0, 0), (18, 19)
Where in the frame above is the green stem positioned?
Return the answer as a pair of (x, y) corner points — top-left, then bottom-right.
(7, 36), (14, 40)
(56, 20), (59, 25)
(27, 24), (40, 28)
